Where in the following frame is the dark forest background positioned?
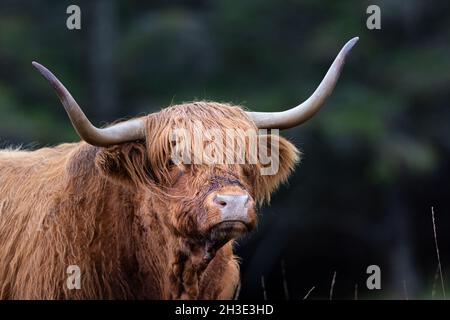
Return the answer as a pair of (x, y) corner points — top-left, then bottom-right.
(0, 0), (449, 299)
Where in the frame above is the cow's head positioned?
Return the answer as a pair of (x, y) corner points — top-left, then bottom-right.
(32, 37), (357, 250)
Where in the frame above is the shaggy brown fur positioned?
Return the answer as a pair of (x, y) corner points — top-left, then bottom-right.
(0, 102), (299, 299)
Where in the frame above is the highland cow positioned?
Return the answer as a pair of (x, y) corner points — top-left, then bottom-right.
(0, 38), (358, 299)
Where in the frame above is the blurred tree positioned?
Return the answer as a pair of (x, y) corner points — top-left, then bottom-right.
(87, 0), (119, 121)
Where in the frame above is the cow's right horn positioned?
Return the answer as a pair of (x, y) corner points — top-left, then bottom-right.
(246, 37), (359, 129)
(32, 61), (145, 147)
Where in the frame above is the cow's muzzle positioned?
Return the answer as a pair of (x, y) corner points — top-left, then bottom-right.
(213, 194), (252, 225)
(205, 187), (257, 242)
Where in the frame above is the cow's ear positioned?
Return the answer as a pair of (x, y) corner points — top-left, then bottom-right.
(95, 142), (152, 187)
(255, 134), (300, 203)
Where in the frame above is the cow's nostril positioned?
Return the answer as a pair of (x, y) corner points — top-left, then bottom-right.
(213, 195), (228, 208)
(217, 200), (227, 207)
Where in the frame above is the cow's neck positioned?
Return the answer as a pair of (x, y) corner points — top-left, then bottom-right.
(168, 235), (221, 299)
(129, 204), (218, 299)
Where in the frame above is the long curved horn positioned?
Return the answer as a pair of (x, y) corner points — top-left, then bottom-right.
(32, 61), (145, 147)
(246, 37), (359, 129)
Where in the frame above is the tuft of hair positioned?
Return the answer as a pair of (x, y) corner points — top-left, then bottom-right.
(144, 102), (255, 181)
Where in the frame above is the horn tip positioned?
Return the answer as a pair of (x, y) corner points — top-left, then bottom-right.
(339, 37), (359, 57)
(32, 61), (44, 70)
(31, 61), (58, 85)
(32, 60), (47, 74)
(346, 37), (359, 49)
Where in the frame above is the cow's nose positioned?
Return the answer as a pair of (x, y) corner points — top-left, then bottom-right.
(213, 194), (251, 222)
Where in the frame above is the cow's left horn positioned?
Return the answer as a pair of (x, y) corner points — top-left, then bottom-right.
(246, 37), (359, 129)
(32, 62), (145, 147)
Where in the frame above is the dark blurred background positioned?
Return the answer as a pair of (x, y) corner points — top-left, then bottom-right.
(0, 0), (449, 299)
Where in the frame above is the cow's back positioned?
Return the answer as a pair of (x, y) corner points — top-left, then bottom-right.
(0, 144), (80, 298)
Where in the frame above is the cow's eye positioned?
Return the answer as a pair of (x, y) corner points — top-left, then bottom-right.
(168, 159), (175, 167)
